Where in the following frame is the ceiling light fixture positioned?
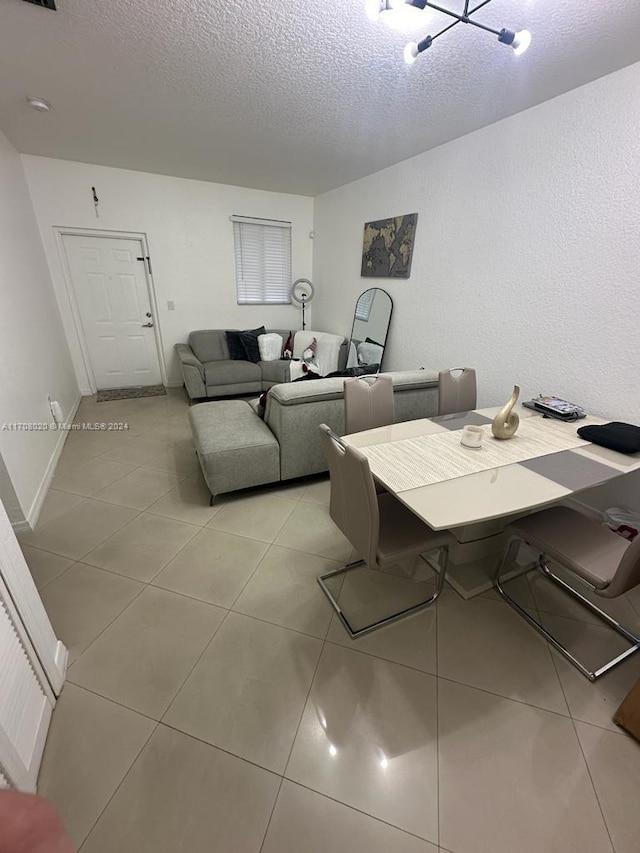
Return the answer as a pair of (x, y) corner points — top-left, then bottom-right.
(26, 96), (51, 112)
(368, 1), (531, 62)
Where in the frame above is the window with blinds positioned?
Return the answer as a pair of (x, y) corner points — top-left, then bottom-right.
(231, 215), (292, 305)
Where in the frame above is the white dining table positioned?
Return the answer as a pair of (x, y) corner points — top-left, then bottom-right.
(342, 405), (640, 597)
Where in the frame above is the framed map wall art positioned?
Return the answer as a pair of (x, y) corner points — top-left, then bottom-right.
(361, 212), (418, 279)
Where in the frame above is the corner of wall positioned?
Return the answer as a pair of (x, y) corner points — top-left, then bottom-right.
(23, 393), (82, 530)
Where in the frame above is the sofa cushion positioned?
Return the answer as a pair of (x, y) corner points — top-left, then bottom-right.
(189, 330), (229, 363)
(267, 376), (347, 406)
(189, 400), (280, 497)
(260, 359), (291, 385)
(365, 370), (438, 390)
(204, 359), (262, 386)
(258, 333), (284, 362)
(225, 330), (247, 361)
(239, 326), (266, 363)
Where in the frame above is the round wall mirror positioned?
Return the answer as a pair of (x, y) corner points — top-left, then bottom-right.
(347, 288), (393, 372)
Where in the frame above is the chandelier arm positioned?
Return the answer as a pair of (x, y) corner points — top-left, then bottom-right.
(428, 18), (462, 43)
(464, 18), (501, 36)
(467, 0), (494, 15)
(410, 0), (501, 36)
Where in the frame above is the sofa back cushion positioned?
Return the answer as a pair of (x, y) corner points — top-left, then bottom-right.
(258, 333), (284, 362)
(239, 326), (266, 363)
(265, 370), (439, 481)
(189, 330), (229, 363)
(225, 331), (247, 360)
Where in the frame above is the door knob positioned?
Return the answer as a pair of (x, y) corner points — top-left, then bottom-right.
(142, 322), (154, 328)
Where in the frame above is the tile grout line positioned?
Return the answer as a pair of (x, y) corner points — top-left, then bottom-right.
(62, 681), (160, 724)
(65, 574), (230, 697)
(75, 718), (161, 851)
(159, 605), (234, 725)
(546, 642), (617, 853)
(257, 622), (331, 852)
(257, 778), (285, 853)
(321, 627), (575, 721)
(280, 777), (442, 848)
(157, 718), (286, 781)
(62, 574), (149, 671)
(47, 398), (627, 851)
(55, 425), (194, 487)
(80, 510), (204, 585)
(223, 500), (307, 613)
(35, 536), (628, 738)
(20, 501), (146, 560)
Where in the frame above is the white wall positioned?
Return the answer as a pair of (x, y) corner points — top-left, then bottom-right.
(312, 61), (640, 511)
(0, 130), (79, 524)
(21, 157), (315, 391)
(313, 61), (640, 418)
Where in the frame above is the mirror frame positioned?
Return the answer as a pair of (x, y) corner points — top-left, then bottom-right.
(348, 287), (393, 372)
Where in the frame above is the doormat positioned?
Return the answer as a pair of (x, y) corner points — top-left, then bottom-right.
(97, 385), (167, 402)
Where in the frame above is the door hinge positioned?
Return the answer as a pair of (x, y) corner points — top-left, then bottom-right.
(136, 256), (153, 275)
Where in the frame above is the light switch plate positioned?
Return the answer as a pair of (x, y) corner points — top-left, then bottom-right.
(167, 300), (175, 311)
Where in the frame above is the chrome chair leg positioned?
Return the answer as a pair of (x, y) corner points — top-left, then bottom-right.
(495, 537), (640, 682)
(318, 547), (449, 639)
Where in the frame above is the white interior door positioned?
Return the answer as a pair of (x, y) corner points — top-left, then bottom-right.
(0, 498), (60, 791)
(0, 582), (54, 791)
(63, 235), (161, 390)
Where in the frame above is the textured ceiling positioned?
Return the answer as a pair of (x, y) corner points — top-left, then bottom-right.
(0, 0), (639, 196)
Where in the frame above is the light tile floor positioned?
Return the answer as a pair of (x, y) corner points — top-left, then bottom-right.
(20, 390), (640, 853)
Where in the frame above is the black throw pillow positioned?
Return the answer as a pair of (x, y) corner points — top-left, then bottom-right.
(577, 422), (640, 454)
(225, 330), (246, 361)
(239, 326), (266, 363)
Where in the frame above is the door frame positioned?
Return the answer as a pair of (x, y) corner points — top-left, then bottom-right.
(55, 227), (167, 394)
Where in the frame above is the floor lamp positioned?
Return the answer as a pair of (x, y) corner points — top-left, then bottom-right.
(291, 279), (315, 331)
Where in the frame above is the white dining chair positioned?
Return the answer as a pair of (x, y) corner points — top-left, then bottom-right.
(496, 505), (640, 680)
(343, 375), (394, 435)
(438, 368), (477, 415)
(317, 423), (454, 637)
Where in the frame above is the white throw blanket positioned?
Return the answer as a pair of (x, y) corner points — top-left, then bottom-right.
(293, 331), (344, 376)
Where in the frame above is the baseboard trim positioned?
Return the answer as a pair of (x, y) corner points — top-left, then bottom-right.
(24, 394), (82, 530)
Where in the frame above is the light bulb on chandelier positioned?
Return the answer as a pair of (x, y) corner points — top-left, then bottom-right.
(367, 1), (532, 61)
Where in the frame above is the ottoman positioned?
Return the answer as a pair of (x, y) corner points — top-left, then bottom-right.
(189, 400), (280, 501)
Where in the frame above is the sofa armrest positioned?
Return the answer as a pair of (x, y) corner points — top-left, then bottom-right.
(176, 343), (204, 374)
(175, 343), (206, 400)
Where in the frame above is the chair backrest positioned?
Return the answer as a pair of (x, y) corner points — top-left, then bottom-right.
(319, 424), (380, 568)
(438, 368), (477, 415)
(344, 375), (394, 435)
(603, 535), (640, 598)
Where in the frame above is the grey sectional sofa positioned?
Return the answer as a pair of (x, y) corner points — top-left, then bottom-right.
(175, 329), (293, 400)
(188, 370), (439, 500)
(176, 329), (349, 400)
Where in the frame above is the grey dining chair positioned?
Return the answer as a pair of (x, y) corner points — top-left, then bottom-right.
(438, 368), (477, 415)
(317, 423), (454, 638)
(344, 375), (394, 435)
(496, 505), (640, 680)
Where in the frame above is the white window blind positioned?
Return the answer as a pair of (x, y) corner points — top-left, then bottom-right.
(231, 215), (292, 305)
(355, 289), (375, 321)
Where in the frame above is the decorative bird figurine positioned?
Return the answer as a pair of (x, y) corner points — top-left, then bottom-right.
(492, 385), (520, 439)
